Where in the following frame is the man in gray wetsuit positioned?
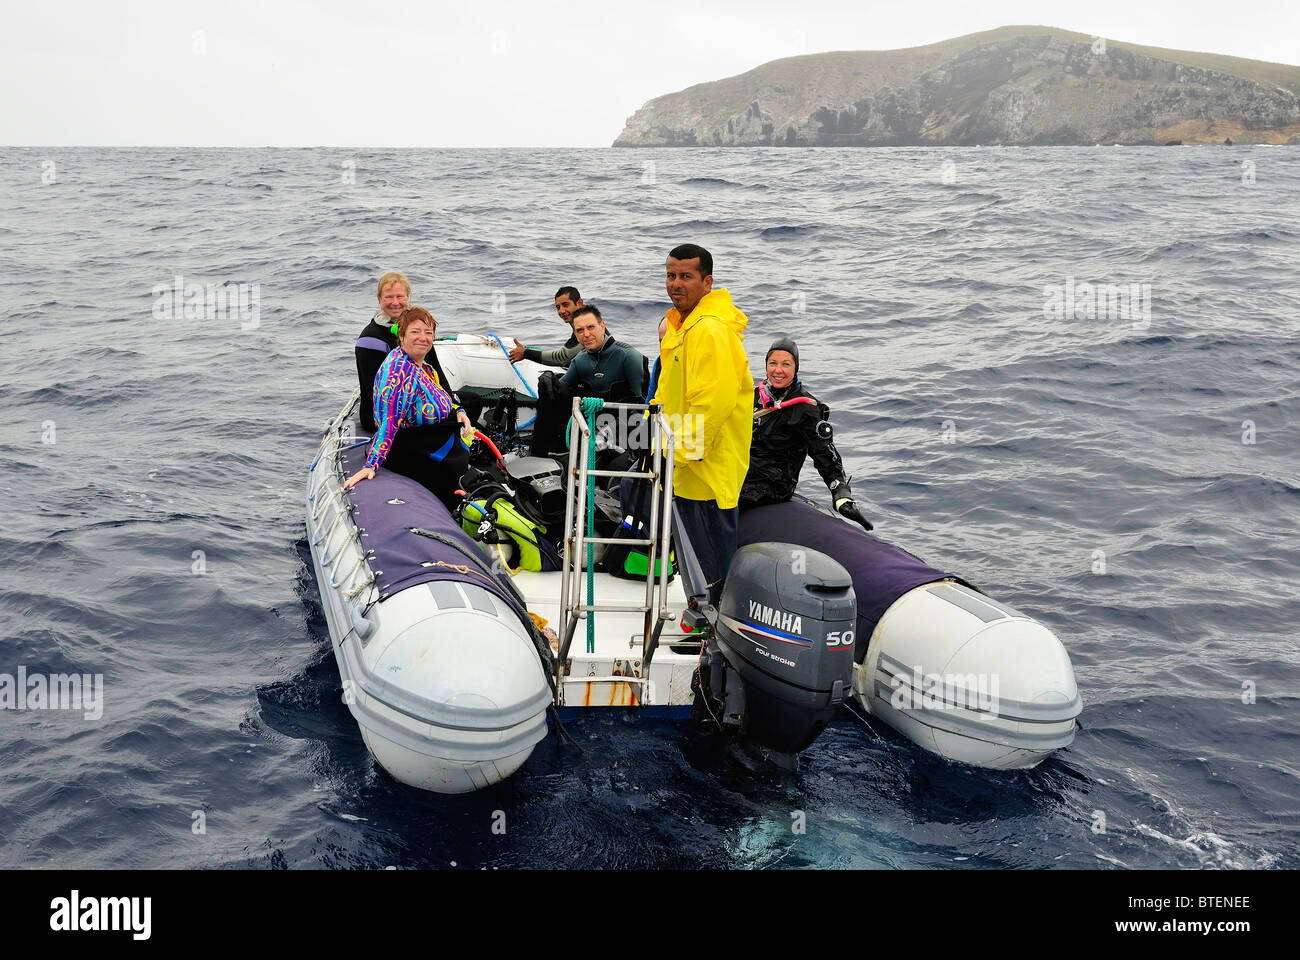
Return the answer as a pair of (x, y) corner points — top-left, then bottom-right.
(508, 285), (585, 368)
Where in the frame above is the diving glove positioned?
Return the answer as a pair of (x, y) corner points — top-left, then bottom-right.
(831, 481), (874, 532)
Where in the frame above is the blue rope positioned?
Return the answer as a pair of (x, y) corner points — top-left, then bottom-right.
(487, 333), (538, 430)
(487, 334), (538, 398)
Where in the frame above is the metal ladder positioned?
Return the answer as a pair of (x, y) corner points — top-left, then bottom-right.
(555, 400), (678, 704)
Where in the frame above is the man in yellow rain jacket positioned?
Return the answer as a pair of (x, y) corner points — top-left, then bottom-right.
(652, 244), (754, 601)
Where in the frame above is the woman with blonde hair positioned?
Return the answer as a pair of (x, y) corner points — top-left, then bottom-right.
(354, 271), (455, 433)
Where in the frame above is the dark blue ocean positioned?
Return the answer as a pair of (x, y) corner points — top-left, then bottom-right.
(1, 146), (1297, 870)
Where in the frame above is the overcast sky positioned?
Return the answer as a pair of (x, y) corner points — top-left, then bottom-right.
(3, 0), (1296, 147)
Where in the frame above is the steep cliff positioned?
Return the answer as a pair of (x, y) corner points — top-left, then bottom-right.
(614, 26), (1300, 146)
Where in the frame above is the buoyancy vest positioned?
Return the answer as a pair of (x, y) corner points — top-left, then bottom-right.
(460, 497), (561, 572)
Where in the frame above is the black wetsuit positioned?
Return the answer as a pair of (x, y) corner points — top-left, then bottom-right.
(529, 334), (647, 457)
(739, 380), (848, 509)
(561, 334), (647, 403)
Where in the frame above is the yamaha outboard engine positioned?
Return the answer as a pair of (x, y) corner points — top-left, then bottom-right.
(699, 543), (856, 756)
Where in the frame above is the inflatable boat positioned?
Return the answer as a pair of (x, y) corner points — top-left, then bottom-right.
(305, 333), (1082, 793)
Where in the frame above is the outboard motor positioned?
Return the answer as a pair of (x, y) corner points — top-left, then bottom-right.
(699, 543), (856, 756)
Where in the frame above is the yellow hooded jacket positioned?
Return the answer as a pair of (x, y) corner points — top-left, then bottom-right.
(651, 288), (754, 509)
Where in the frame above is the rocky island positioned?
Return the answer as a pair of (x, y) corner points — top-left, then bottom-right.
(613, 26), (1300, 147)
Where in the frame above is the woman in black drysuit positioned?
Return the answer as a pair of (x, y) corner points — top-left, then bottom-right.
(738, 336), (873, 530)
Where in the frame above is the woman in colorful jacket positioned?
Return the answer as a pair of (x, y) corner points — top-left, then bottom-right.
(344, 307), (474, 510)
(738, 337), (874, 531)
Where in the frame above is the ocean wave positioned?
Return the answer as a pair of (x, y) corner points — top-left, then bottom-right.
(758, 224), (819, 238)
(680, 176), (768, 190)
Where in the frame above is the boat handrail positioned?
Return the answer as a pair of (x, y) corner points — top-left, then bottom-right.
(310, 389), (378, 611)
(311, 389), (361, 468)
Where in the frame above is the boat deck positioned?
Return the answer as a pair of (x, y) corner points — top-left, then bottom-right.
(509, 569), (702, 710)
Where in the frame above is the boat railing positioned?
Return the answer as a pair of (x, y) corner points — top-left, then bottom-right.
(308, 390), (380, 614)
(557, 400), (676, 701)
